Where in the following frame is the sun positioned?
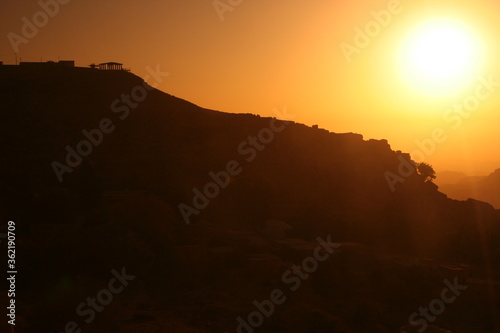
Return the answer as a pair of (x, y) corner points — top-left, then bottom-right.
(400, 19), (482, 95)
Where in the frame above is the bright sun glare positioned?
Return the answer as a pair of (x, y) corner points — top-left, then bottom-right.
(401, 19), (481, 95)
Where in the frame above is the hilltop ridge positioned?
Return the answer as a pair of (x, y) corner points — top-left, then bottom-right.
(0, 65), (498, 256)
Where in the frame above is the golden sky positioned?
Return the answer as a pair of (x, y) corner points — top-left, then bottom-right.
(1, 0), (499, 175)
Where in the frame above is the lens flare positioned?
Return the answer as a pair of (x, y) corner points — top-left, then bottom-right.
(400, 19), (482, 95)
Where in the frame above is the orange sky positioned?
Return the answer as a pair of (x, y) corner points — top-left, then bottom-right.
(1, 0), (499, 175)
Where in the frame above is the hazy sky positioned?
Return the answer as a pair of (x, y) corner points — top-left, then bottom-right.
(2, 0), (500, 175)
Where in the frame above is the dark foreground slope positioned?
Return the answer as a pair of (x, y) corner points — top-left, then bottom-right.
(0, 66), (499, 332)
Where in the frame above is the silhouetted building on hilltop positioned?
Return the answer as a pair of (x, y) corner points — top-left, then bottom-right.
(99, 62), (124, 70)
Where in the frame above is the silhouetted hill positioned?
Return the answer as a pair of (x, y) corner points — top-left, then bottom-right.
(1, 66), (499, 332)
(437, 169), (500, 209)
(436, 170), (469, 185)
(1, 65), (498, 255)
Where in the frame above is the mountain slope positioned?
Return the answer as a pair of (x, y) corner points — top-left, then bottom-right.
(0, 65), (498, 258)
(438, 169), (500, 208)
(1, 65), (500, 332)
